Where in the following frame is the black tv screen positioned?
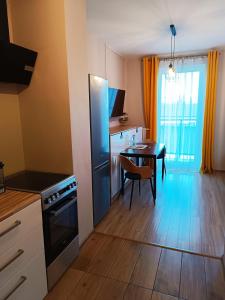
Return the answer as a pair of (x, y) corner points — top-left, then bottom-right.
(108, 87), (125, 118)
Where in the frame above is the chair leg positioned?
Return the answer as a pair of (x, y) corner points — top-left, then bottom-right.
(139, 179), (141, 195)
(149, 178), (155, 205)
(129, 180), (135, 210)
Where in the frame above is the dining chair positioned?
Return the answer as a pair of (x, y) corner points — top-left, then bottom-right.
(142, 149), (166, 181)
(120, 155), (155, 210)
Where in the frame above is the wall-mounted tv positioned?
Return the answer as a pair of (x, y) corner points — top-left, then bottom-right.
(108, 87), (125, 118)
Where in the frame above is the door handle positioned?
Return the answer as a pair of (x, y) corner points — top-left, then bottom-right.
(0, 249), (24, 272)
(50, 198), (76, 217)
(3, 276), (27, 300)
(0, 220), (21, 238)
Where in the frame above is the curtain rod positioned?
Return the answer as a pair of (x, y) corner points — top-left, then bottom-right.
(159, 53), (208, 61)
(142, 53), (208, 61)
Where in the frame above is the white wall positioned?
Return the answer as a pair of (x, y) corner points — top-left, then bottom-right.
(214, 50), (225, 170)
(87, 34), (126, 128)
(87, 34), (126, 89)
(64, 0), (93, 245)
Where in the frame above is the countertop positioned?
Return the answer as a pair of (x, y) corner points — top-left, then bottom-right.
(0, 190), (40, 222)
(110, 125), (140, 135)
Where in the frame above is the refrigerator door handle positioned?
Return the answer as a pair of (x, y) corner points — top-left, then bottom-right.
(94, 161), (110, 171)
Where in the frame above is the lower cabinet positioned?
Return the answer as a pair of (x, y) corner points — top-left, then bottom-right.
(110, 127), (143, 199)
(0, 255), (47, 300)
(0, 200), (47, 300)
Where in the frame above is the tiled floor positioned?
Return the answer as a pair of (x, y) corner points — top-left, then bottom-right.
(46, 233), (225, 300)
(95, 172), (225, 257)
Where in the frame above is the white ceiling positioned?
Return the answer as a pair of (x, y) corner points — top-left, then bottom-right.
(87, 0), (225, 56)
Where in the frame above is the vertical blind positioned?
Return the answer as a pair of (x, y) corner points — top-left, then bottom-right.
(157, 57), (207, 171)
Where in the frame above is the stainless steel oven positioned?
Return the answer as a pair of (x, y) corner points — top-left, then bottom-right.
(43, 193), (78, 267)
(41, 176), (79, 290)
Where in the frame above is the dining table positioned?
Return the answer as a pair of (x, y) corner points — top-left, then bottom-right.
(120, 142), (166, 201)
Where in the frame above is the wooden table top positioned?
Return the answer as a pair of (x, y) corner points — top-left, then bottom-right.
(120, 142), (166, 158)
(0, 190), (40, 222)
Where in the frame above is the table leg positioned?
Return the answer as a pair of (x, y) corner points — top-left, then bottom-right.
(136, 157), (139, 166)
(121, 166), (124, 195)
(162, 156), (165, 181)
(153, 157), (156, 203)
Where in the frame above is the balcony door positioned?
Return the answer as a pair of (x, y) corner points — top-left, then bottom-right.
(157, 57), (207, 171)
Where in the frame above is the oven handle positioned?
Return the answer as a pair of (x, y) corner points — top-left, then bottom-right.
(49, 197), (77, 217)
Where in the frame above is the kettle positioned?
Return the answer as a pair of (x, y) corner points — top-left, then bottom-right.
(0, 161), (5, 194)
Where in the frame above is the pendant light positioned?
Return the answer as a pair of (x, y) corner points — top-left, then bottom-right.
(168, 24), (176, 77)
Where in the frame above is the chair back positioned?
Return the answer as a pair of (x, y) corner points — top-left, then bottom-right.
(119, 155), (137, 174)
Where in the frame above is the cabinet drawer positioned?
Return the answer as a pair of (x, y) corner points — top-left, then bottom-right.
(0, 254), (47, 300)
(0, 200), (42, 256)
(0, 222), (45, 287)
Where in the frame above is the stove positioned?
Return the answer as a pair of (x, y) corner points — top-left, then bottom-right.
(6, 170), (79, 290)
(6, 170), (70, 193)
(6, 170), (76, 211)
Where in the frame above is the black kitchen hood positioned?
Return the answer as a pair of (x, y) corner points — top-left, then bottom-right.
(0, 0), (37, 93)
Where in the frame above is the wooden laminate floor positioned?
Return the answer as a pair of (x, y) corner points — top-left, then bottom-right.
(95, 172), (225, 258)
(46, 233), (225, 300)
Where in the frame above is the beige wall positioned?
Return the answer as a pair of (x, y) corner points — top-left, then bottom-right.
(125, 58), (145, 126)
(0, 94), (25, 175)
(64, 0), (93, 244)
(9, 0), (73, 174)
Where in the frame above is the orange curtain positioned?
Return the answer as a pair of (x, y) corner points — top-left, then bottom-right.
(201, 50), (219, 173)
(143, 56), (159, 141)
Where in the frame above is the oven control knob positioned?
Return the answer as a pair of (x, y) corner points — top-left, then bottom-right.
(52, 195), (56, 201)
(45, 197), (52, 204)
(56, 192), (60, 198)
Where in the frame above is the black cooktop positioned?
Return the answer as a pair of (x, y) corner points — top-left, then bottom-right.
(6, 170), (70, 193)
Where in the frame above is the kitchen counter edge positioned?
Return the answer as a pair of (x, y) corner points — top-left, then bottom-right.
(0, 190), (40, 222)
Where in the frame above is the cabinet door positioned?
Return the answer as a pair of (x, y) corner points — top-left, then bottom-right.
(128, 127), (143, 144)
(136, 127), (143, 143)
(111, 155), (121, 198)
(0, 255), (47, 300)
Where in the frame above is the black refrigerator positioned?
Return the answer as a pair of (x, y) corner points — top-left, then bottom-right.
(89, 74), (110, 226)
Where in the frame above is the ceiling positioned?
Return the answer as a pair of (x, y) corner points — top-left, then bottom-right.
(87, 0), (225, 57)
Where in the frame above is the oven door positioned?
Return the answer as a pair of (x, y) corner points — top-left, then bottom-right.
(43, 193), (78, 266)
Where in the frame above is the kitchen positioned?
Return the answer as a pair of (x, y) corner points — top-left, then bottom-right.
(0, 0), (130, 298)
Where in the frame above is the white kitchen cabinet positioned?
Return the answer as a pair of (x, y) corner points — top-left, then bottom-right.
(110, 127), (143, 199)
(0, 200), (47, 300)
